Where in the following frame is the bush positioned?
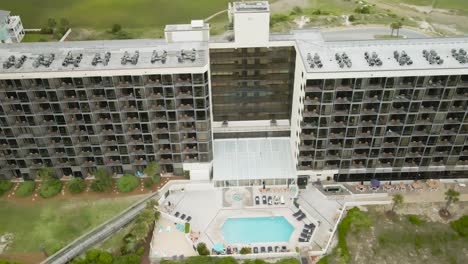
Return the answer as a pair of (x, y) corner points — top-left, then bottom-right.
(112, 253), (140, 264)
(239, 247), (252, 254)
(355, 5), (373, 14)
(348, 15), (357, 22)
(0, 180), (13, 196)
(0, 260), (25, 264)
(184, 170), (190, 179)
(196, 242), (210, 255)
(117, 174), (139, 193)
(136, 247), (145, 256)
(143, 177), (154, 189)
(153, 174), (161, 185)
(451, 215), (468, 237)
(185, 223), (190, 233)
(40, 179), (63, 198)
(407, 215), (425, 226)
(91, 168), (112, 192)
(68, 177), (86, 194)
(270, 14), (290, 25)
(144, 162), (160, 178)
(16, 181), (35, 197)
(336, 207), (372, 263)
(111, 24), (122, 33)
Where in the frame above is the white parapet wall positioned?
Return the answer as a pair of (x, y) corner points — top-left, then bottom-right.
(182, 162), (212, 181)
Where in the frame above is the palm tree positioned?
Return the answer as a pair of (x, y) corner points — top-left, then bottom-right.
(391, 194), (404, 213)
(390, 21), (403, 37)
(444, 188), (460, 211)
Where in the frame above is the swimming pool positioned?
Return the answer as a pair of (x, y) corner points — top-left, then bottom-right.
(221, 216), (294, 243)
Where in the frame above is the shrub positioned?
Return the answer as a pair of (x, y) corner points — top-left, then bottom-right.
(0, 180), (13, 196)
(185, 223), (190, 233)
(290, 6), (303, 15)
(111, 24), (122, 33)
(144, 162), (160, 178)
(355, 5), (373, 14)
(153, 174), (161, 185)
(239, 247), (252, 254)
(270, 14), (290, 25)
(0, 260), (25, 264)
(407, 215), (425, 226)
(143, 177), (154, 189)
(40, 179), (63, 198)
(16, 181), (36, 197)
(348, 15), (356, 22)
(335, 207), (371, 263)
(117, 174), (139, 193)
(136, 247), (145, 256)
(451, 215), (468, 237)
(184, 170), (190, 179)
(196, 242), (210, 255)
(112, 253), (140, 264)
(91, 168), (112, 192)
(68, 177), (86, 194)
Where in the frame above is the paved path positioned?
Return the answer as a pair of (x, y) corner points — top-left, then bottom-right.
(321, 26), (429, 41)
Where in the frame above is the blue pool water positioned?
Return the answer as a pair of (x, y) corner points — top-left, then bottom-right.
(222, 216), (294, 243)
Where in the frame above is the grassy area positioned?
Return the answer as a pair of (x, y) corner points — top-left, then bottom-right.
(0, 196), (142, 254)
(22, 33), (56, 42)
(95, 224), (133, 253)
(320, 206), (468, 264)
(2, 0), (242, 29)
(392, 0), (468, 11)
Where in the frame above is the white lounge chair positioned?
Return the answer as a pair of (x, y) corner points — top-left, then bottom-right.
(280, 196), (285, 204)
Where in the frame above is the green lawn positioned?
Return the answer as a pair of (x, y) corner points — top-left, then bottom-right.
(0, 196), (142, 254)
(22, 33), (56, 42)
(2, 0), (237, 29)
(392, 0), (468, 12)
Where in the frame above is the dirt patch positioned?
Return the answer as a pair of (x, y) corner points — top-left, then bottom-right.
(0, 252), (45, 264)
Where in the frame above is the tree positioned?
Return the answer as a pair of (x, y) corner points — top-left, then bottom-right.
(117, 174), (139, 193)
(68, 177), (86, 194)
(390, 21), (403, 37)
(132, 221), (149, 242)
(37, 167), (54, 181)
(144, 162), (160, 178)
(47, 18), (56, 28)
(111, 24), (122, 33)
(391, 194), (404, 213)
(196, 242), (210, 255)
(444, 188), (460, 211)
(90, 168), (112, 192)
(143, 177), (154, 189)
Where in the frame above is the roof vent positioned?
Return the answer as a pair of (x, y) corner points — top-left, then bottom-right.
(177, 49), (196, 63)
(451, 48), (468, 64)
(307, 53), (323, 68)
(33, 53), (55, 68)
(3, 55), (27, 69)
(151, 50), (168, 64)
(364, 51), (382, 67)
(335, 52), (352, 68)
(92, 52), (111, 66)
(422, 49), (443, 65)
(121, 51), (139, 65)
(393, 50), (413, 66)
(62, 51), (83, 67)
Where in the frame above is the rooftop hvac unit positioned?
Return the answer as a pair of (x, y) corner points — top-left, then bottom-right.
(306, 53), (323, 69)
(335, 52), (352, 68)
(92, 52), (111, 66)
(33, 53), (55, 68)
(3, 55), (27, 69)
(151, 50), (168, 64)
(62, 51), (83, 67)
(451, 48), (468, 64)
(364, 51), (383, 67)
(393, 50), (413, 66)
(422, 49), (443, 65)
(121, 51), (139, 65)
(177, 48), (196, 63)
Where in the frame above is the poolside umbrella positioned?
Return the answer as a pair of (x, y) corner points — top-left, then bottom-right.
(371, 179), (380, 188)
(213, 243), (224, 253)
